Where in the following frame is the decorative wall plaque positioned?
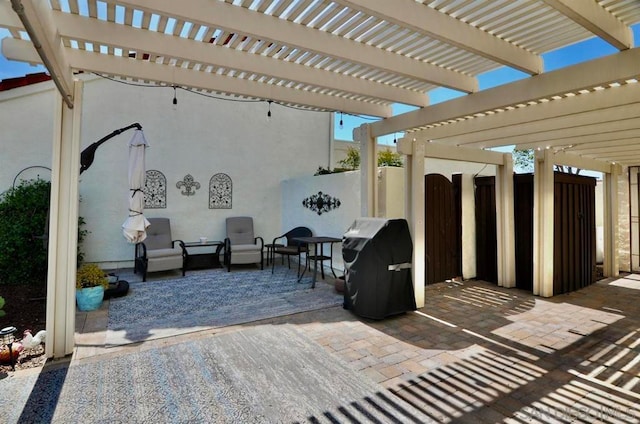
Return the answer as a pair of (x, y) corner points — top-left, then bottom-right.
(209, 173), (232, 209)
(302, 191), (341, 215)
(144, 170), (167, 208)
(176, 174), (200, 196)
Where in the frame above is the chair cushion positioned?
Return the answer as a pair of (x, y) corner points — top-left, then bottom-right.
(226, 217), (255, 245)
(275, 246), (303, 255)
(232, 243), (262, 253)
(146, 246), (183, 259)
(145, 218), (174, 249)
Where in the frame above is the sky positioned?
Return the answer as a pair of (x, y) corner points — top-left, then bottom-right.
(1, 23), (639, 147)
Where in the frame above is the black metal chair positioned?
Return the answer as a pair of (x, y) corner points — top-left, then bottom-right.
(271, 226), (312, 276)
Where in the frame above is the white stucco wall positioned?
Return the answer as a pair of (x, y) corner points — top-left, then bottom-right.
(0, 82), (56, 190)
(281, 171), (361, 272)
(1, 75), (331, 268)
(377, 166), (405, 219)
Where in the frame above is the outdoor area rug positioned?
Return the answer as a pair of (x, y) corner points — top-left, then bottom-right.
(105, 267), (343, 346)
(2, 325), (432, 423)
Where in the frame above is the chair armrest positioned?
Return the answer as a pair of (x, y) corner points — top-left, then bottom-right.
(271, 235), (286, 246)
(173, 239), (187, 256)
(255, 236), (264, 249)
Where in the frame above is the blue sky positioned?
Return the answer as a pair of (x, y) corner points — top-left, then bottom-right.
(1, 23), (638, 146)
(336, 23), (639, 145)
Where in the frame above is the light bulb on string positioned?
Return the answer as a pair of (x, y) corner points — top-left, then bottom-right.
(267, 100), (272, 118)
(172, 86), (178, 110)
(339, 112), (343, 129)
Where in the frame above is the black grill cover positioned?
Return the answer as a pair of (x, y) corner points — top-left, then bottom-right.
(342, 218), (416, 319)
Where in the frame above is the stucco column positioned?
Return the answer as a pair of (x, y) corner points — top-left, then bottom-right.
(460, 173), (476, 279)
(353, 124), (376, 217)
(398, 137), (425, 308)
(45, 79), (82, 358)
(496, 153), (516, 288)
(533, 149), (554, 297)
(603, 164), (621, 277)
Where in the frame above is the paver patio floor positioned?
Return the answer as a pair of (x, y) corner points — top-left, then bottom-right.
(11, 270), (640, 422)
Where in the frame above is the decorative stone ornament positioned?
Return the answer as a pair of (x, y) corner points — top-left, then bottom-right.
(302, 191), (341, 215)
(209, 173), (232, 209)
(144, 170), (167, 208)
(176, 174), (200, 196)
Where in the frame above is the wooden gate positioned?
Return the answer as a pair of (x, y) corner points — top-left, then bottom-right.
(513, 173), (596, 293)
(474, 176), (498, 283)
(425, 174), (459, 284)
(553, 173), (596, 294)
(513, 174), (534, 291)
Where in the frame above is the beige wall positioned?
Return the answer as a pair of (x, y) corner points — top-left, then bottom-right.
(1, 75), (332, 268)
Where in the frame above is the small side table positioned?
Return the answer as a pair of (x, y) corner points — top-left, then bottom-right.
(292, 236), (341, 288)
(183, 241), (224, 270)
(265, 243), (284, 265)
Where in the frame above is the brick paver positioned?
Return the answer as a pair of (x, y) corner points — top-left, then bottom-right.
(74, 273), (640, 423)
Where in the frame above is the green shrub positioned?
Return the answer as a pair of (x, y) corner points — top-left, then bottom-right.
(76, 263), (108, 289)
(0, 179), (87, 285)
(337, 146), (361, 170)
(0, 179), (50, 285)
(377, 148), (403, 167)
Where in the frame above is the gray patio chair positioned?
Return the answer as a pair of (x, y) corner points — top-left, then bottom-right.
(134, 217), (186, 281)
(224, 216), (264, 272)
(271, 226), (312, 277)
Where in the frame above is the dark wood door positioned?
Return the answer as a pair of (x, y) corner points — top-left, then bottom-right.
(512, 173), (596, 294)
(425, 174), (458, 284)
(475, 176), (498, 283)
(514, 174), (534, 291)
(452, 174), (463, 278)
(553, 173), (596, 294)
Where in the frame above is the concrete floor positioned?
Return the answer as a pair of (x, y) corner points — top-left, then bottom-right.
(70, 270), (640, 423)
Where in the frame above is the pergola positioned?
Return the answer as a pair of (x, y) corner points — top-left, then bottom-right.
(1, 0), (639, 358)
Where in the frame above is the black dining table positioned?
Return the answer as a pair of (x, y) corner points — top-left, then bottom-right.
(292, 236), (341, 288)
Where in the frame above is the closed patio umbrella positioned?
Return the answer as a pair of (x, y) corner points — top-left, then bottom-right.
(122, 130), (150, 243)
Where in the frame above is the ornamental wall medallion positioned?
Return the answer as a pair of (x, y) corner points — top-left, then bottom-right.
(302, 191), (341, 215)
(176, 174), (200, 196)
(209, 173), (232, 209)
(144, 170), (166, 208)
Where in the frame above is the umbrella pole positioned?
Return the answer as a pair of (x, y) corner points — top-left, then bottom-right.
(80, 123), (142, 174)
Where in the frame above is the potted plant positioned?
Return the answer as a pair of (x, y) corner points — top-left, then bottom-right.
(76, 263), (109, 311)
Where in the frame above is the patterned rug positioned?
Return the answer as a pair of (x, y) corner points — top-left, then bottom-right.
(106, 267), (343, 346)
(2, 326), (432, 423)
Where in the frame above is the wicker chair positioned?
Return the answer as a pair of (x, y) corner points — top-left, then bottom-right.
(271, 226), (312, 277)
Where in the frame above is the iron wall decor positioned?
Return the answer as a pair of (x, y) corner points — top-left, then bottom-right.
(302, 191), (341, 215)
(209, 173), (232, 209)
(176, 174), (200, 196)
(144, 170), (167, 208)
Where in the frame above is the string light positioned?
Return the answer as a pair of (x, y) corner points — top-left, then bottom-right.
(393, 133), (397, 144)
(267, 100), (272, 118)
(172, 85), (177, 108)
(339, 112), (343, 129)
(96, 74), (381, 121)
